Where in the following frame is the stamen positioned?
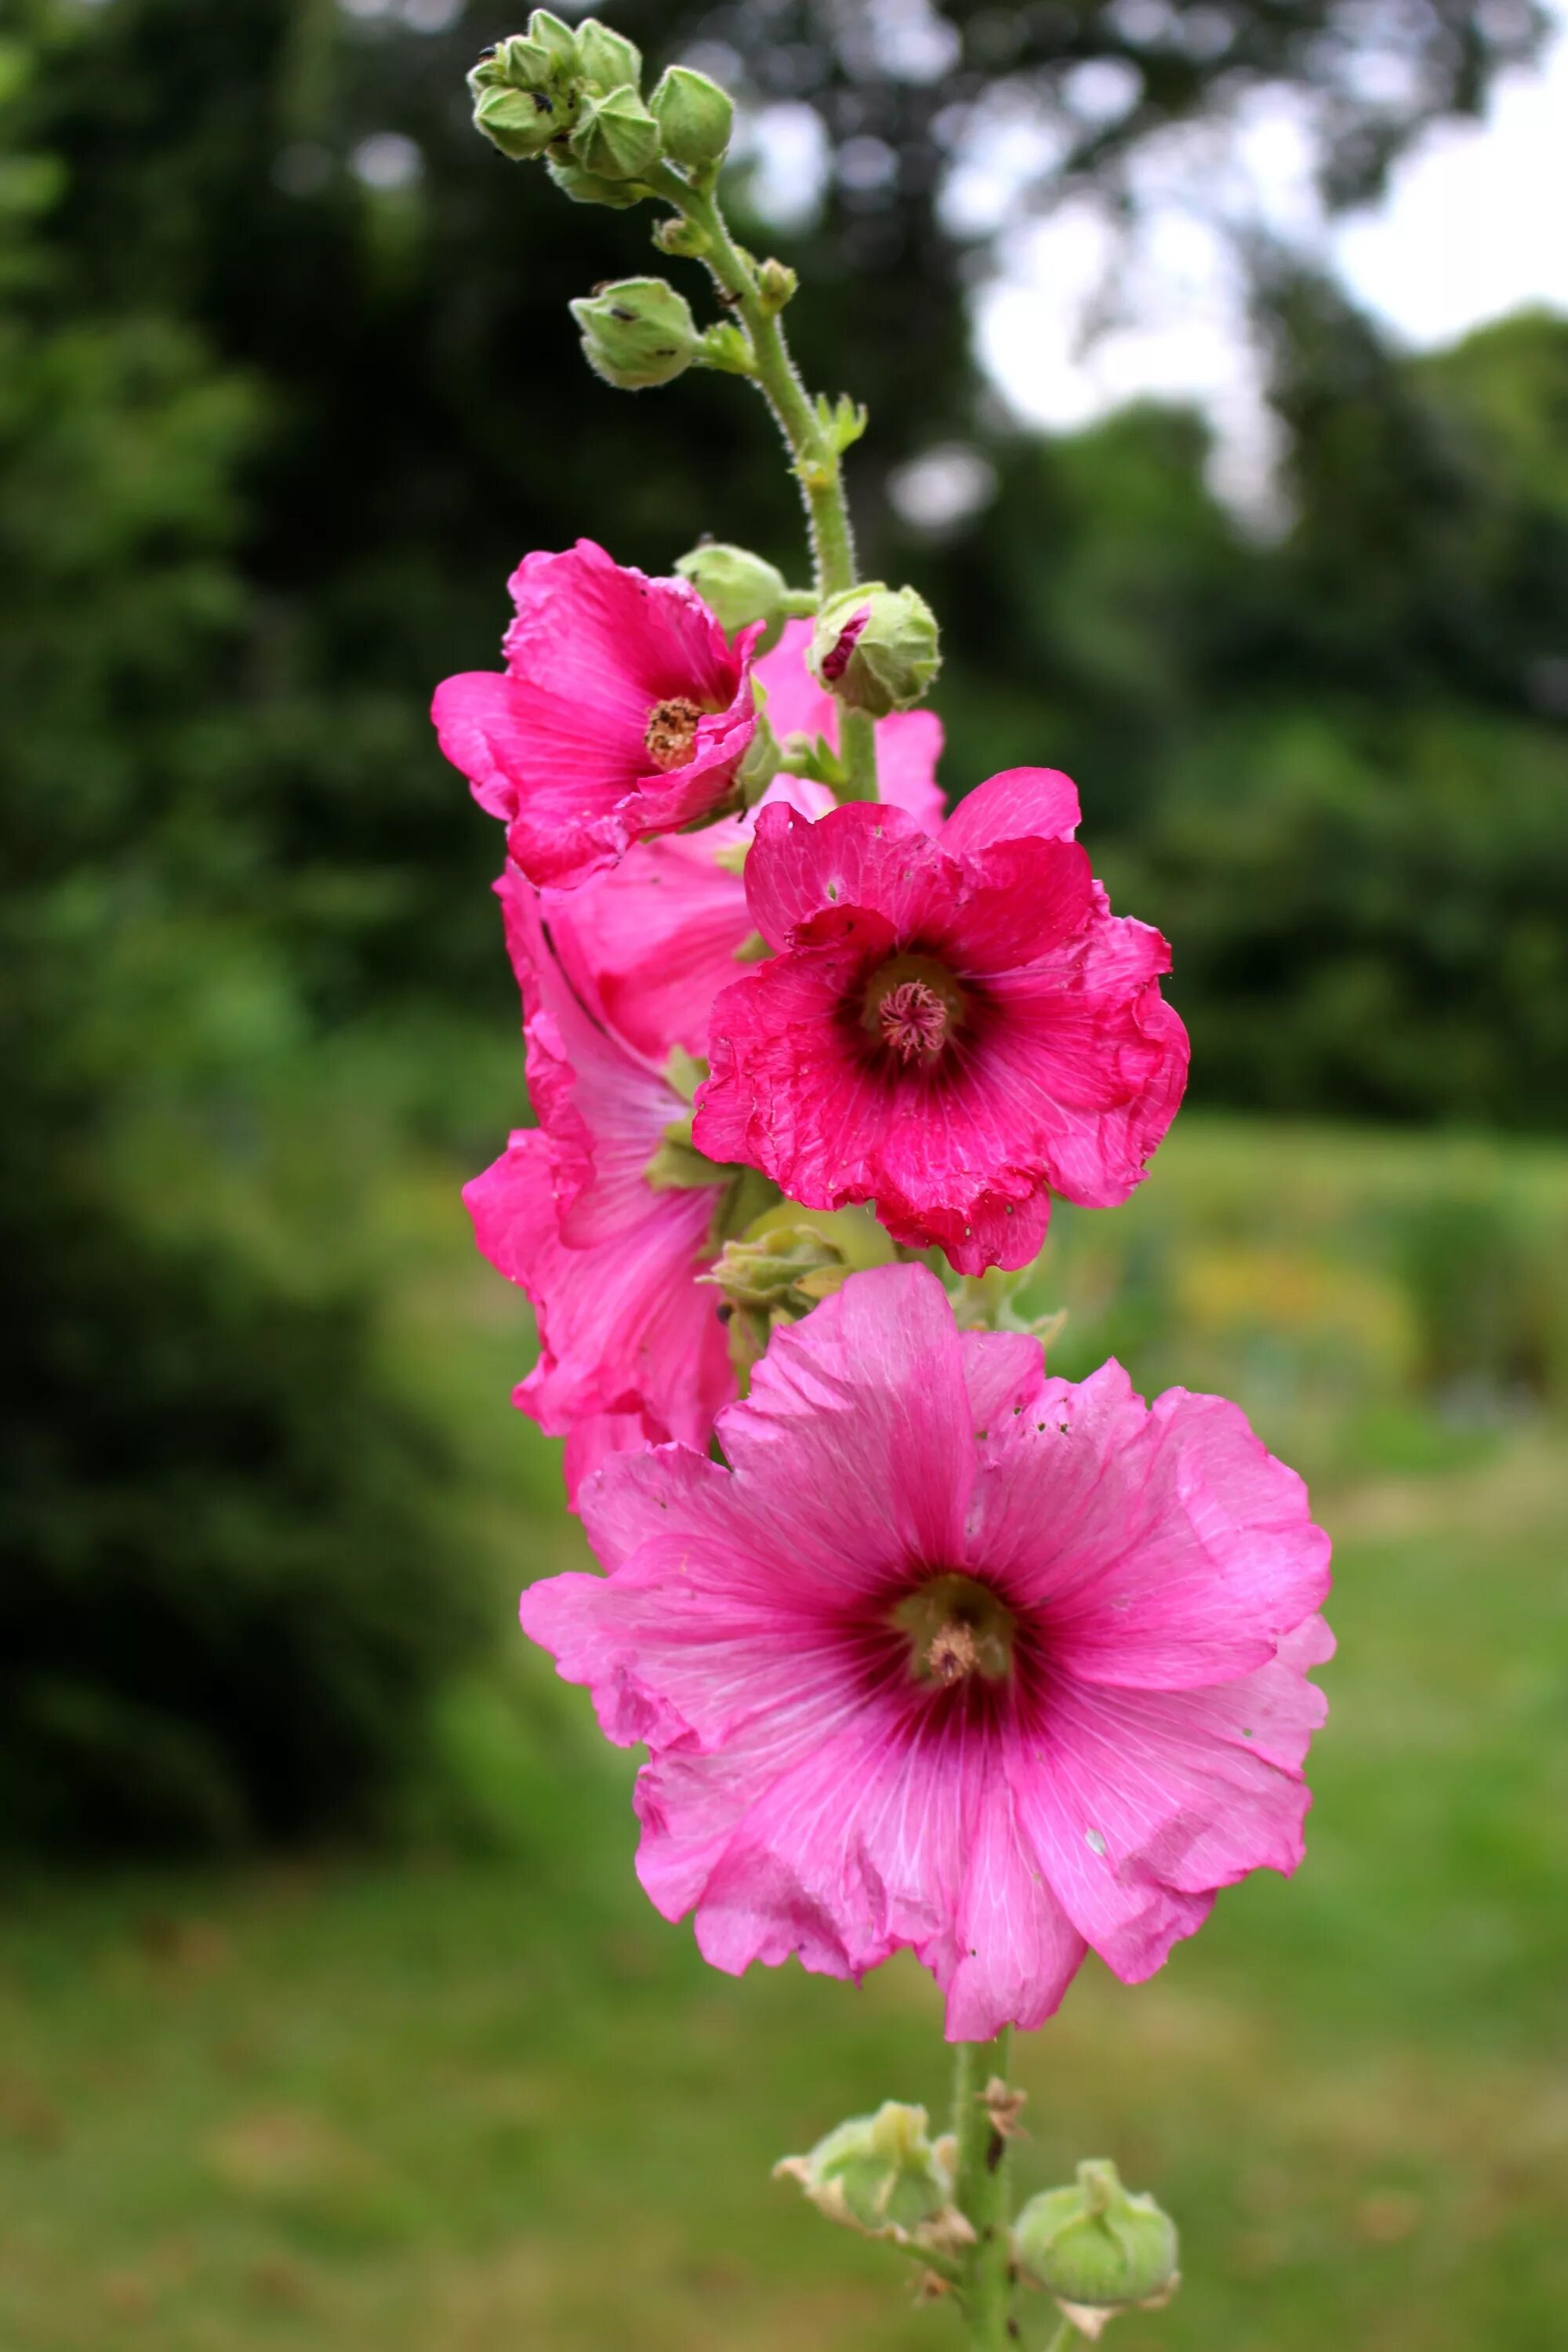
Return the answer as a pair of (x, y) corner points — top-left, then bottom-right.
(877, 978), (949, 1063)
(644, 696), (702, 771)
(892, 1572), (1015, 1689)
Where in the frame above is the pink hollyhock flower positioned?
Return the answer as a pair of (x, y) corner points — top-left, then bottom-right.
(432, 539), (761, 890)
(544, 629), (949, 1065)
(691, 769), (1189, 1275)
(465, 865), (735, 1503)
(521, 1264), (1332, 2041)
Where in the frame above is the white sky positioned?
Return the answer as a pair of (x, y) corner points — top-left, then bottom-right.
(972, 0), (1568, 512)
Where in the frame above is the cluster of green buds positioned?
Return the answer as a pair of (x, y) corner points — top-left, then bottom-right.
(1013, 2159), (1180, 2339)
(468, 12), (733, 194)
(705, 1205), (896, 1383)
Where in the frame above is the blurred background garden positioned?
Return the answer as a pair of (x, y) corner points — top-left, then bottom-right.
(2, 0), (1566, 2345)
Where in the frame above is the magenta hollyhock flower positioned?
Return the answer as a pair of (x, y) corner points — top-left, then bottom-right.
(432, 539), (761, 890)
(691, 769), (1189, 1275)
(544, 628), (948, 1065)
(466, 865), (734, 1503)
(521, 1264), (1332, 2041)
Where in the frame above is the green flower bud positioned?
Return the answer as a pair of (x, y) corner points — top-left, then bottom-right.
(756, 256), (798, 312)
(775, 2101), (969, 2249)
(469, 32), (551, 91)
(706, 1206), (895, 1382)
(650, 64), (735, 171)
(568, 82), (660, 181)
(809, 583), (941, 717)
(652, 212), (711, 259)
(473, 82), (567, 162)
(524, 8), (579, 74)
(571, 276), (700, 390)
(575, 16), (642, 95)
(546, 155), (648, 209)
(1013, 2161), (1179, 2321)
(676, 543), (789, 641)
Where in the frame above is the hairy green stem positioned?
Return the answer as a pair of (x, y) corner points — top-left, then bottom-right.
(952, 2029), (1015, 2350)
(648, 160), (878, 800)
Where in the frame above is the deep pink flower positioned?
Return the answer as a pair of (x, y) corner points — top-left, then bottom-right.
(691, 770), (1189, 1275)
(465, 865), (735, 1503)
(432, 539), (761, 890)
(544, 625), (949, 1065)
(521, 1264), (1332, 2041)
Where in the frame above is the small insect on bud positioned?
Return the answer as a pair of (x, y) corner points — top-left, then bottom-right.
(472, 82), (564, 162)
(650, 64), (735, 172)
(676, 543), (789, 641)
(775, 2102), (970, 2250)
(568, 82), (661, 181)
(808, 583), (941, 717)
(572, 278), (701, 390)
(575, 16), (642, 96)
(1013, 2160), (1179, 2332)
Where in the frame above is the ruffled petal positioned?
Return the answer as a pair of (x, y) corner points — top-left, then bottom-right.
(941, 765), (1082, 852)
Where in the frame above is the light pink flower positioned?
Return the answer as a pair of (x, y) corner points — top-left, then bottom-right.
(544, 626), (949, 1065)
(691, 771), (1189, 1275)
(432, 539), (761, 890)
(465, 865), (734, 1504)
(521, 1264), (1332, 2041)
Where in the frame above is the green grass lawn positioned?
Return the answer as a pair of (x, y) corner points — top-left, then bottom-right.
(5, 1114), (1567, 2351)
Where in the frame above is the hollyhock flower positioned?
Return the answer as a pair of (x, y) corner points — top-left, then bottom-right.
(545, 622), (948, 1065)
(521, 1265), (1332, 2041)
(691, 769), (1189, 1275)
(432, 539), (761, 890)
(465, 864), (737, 1503)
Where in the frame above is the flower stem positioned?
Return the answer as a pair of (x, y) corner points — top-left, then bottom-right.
(952, 2029), (1015, 2350)
(648, 161), (878, 800)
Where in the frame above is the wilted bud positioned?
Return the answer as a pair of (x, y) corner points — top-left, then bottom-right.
(473, 82), (566, 161)
(572, 277), (700, 390)
(676, 542), (788, 641)
(809, 582), (941, 716)
(575, 16), (642, 95)
(652, 212), (711, 259)
(650, 64), (735, 171)
(568, 82), (661, 181)
(546, 155), (648, 209)
(707, 1206), (895, 1381)
(775, 2102), (970, 2249)
(1013, 2160), (1179, 2333)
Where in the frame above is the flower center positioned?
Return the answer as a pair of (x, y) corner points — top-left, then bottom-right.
(644, 696), (703, 771)
(891, 1573), (1015, 1688)
(862, 953), (967, 1065)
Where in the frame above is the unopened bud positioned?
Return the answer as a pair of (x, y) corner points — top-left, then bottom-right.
(707, 1206), (895, 1380)
(524, 8), (579, 74)
(1013, 2161), (1179, 2329)
(568, 82), (660, 181)
(676, 543), (788, 639)
(650, 64), (734, 171)
(652, 212), (711, 259)
(809, 583), (941, 717)
(756, 256), (798, 312)
(572, 277), (699, 389)
(775, 2102), (970, 2249)
(575, 16), (642, 95)
(546, 155), (648, 209)
(473, 82), (565, 161)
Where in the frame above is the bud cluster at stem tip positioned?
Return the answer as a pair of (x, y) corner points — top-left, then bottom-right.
(468, 12), (733, 187)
